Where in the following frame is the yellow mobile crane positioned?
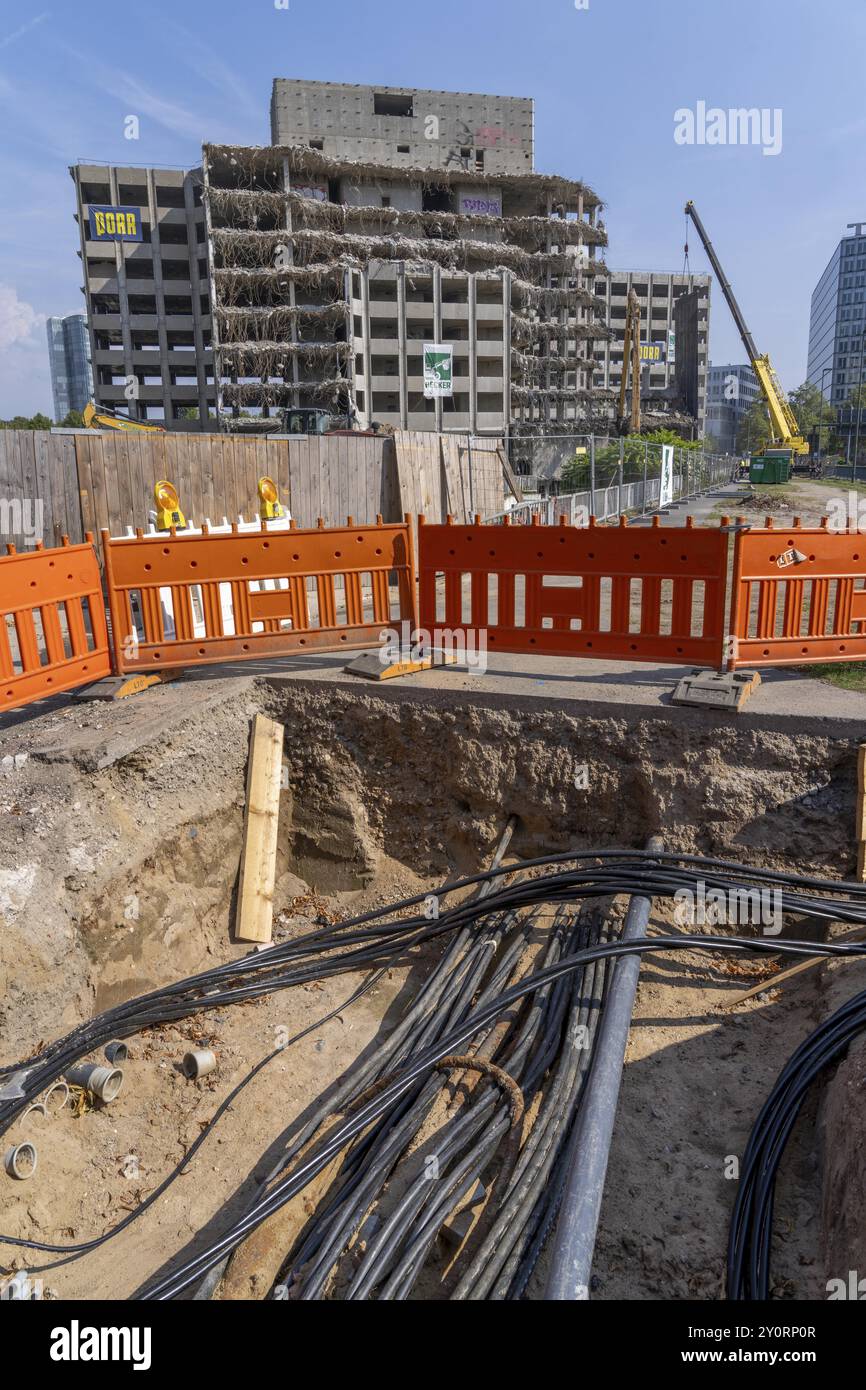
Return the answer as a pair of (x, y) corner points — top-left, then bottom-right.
(684, 201), (808, 481)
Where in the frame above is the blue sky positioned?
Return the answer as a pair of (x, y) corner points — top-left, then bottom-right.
(0, 0), (863, 417)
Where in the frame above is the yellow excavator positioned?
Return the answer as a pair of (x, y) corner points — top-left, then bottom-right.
(83, 402), (165, 433)
(684, 201), (808, 481)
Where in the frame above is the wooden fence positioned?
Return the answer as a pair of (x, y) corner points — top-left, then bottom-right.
(0, 430), (82, 549)
(0, 429), (505, 550)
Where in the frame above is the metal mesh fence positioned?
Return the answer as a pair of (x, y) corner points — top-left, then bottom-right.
(487, 435), (736, 525)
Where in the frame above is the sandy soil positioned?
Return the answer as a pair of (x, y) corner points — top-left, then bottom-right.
(2, 672), (865, 1300)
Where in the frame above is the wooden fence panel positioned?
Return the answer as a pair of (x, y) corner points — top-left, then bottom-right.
(0, 432), (80, 550)
(0, 428), (500, 548)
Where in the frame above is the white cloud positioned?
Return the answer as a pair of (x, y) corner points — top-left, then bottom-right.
(166, 24), (261, 121)
(59, 43), (227, 144)
(0, 286), (51, 417)
(0, 283), (43, 350)
(0, 12), (50, 52)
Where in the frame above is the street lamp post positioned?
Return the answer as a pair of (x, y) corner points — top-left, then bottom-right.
(816, 366), (831, 464)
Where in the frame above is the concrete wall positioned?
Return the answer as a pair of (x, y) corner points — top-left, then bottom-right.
(271, 78), (534, 175)
(340, 181), (423, 211)
(674, 290), (703, 423)
(350, 265), (509, 434)
(595, 270), (711, 432)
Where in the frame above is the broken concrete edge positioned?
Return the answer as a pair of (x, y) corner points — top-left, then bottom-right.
(4, 659), (866, 782)
(259, 671), (866, 743)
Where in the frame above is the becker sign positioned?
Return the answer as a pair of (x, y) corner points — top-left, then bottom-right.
(88, 205), (143, 242)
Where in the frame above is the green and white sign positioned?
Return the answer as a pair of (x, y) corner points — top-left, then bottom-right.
(659, 444), (674, 509)
(423, 343), (454, 398)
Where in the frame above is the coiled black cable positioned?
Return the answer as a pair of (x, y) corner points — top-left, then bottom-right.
(727, 986), (866, 1300)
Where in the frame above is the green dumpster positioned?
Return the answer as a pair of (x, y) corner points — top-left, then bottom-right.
(749, 453), (791, 485)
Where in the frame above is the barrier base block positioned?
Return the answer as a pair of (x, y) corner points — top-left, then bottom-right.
(672, 669), (761, 713)
(345, 650), (458, 682)
(73, 671), (181, 702)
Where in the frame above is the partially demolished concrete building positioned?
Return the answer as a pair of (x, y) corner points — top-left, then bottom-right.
(202, 83), (614, 435)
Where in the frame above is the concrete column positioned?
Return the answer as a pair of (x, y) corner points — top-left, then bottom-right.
(544, 193), (553, 430)
(146, 170), (173, 426)
(397, 261), (408, 429)
(73, 170), (97, 411)
(344, 268), (357, 424)
(109, 168), (137, 419)
(360, 267), (373, 429)
(281, 157), (301, 408)
(469, 272), (478, 435)
(201, 150), (224, 426)
(502, 269), (512, 431)
(184, 172), (211, 428)
(557, 210), (570, 426)
(433, 264), (443, 432)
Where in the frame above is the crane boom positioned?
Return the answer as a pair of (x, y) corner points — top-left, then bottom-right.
(684, 201), (808, 455)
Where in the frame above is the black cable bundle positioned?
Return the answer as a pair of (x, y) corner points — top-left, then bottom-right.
(727, 986), (866, 1300)
(2, 848), (866, 1300)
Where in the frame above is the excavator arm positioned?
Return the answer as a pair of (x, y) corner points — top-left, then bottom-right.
(616, 289), (642, 436)
(82, 402), (165, 433)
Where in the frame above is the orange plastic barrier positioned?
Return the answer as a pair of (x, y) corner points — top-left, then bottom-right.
(418, 514), (729, 667)
(0, 537), (111, 713)
(103, 517), (417, 673)
(730, 520), (866, 667)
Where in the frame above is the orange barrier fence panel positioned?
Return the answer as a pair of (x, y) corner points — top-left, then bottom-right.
(103, 517), (418, 673)
(0, 537), (111, 714)
(730, 521), (866, 667)
(418, 515), (729, 667)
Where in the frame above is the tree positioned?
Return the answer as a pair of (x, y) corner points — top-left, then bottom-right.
(736, 396), (772, 454)
(59, 409), (85, 428)
(559, 428), (702, 491)
(735, 380), (838, 455)
(788, 381), (834, 437)
(559, 453), (590, 491)
(0, 412), (54, 430)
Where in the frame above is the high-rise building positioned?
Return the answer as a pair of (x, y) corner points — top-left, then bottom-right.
(807, 223), (866, 407)
(593, 271), (711, 432)
(705, 363), (759, 454)
(46, 314), (93, 420)
(69, 163), (216, 430)
(202, 80), (612, 435)
(69, 83), (613, 436)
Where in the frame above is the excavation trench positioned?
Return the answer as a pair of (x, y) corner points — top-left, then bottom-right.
(0, 676), (865, 1299)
